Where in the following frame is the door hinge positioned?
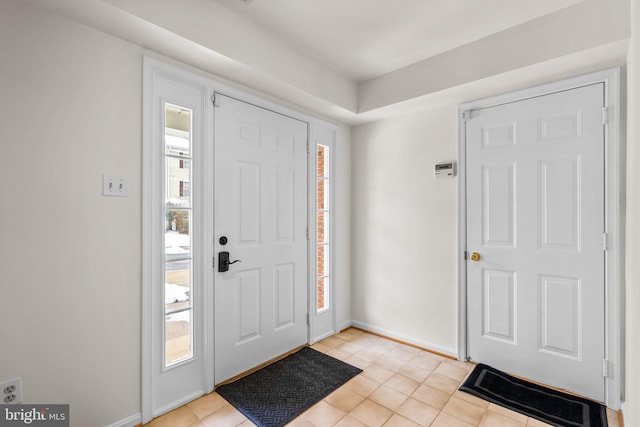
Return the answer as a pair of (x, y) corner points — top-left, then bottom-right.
(212, 93), (221, 107)
(462, 110), (471, 122)
(602, 107), (608, 125)
(306, 226), (309, 240)
(306, 313), (310, 326)
(306, 138), (311, 153)
(603, 359), (609, 378)
(603, 232), (608, 252)
(464, 251), (468, 260)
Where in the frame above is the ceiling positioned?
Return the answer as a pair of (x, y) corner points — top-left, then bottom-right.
(27, 0), (628, 124)
(212, 0), (582, 82)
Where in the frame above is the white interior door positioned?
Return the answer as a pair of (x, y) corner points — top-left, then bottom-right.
(465, 83), (606, 401)
(214, 94), (309, 384)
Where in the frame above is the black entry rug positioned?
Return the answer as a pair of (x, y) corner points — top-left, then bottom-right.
(459, 364), (607, 427)
(216, 346), (362, 427)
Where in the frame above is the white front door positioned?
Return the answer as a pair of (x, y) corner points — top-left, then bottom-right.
(214, 95), (309, 384)
(465, 83), (606, 401)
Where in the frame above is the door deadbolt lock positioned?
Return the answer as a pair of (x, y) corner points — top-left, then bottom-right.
(470, 252), (481, 261)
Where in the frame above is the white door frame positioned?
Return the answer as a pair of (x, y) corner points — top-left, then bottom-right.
(456, 68), (622, 409)
(142, 57), (338, 422)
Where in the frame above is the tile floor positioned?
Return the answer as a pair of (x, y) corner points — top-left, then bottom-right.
(146, 329), (622, 427)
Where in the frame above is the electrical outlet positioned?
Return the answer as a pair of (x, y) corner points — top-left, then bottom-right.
(102, 174), (129, 197)
(1, 378), (21, 404)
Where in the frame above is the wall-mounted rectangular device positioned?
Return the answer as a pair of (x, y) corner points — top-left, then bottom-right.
(435, 162), (456, 178)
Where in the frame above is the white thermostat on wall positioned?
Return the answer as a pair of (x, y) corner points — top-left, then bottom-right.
(435, 162), (456, 178)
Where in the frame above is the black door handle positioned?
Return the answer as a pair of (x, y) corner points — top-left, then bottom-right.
(218, 251), (242, 272)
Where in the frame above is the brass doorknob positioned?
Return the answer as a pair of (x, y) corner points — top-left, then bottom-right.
(470, 252), (481, 261)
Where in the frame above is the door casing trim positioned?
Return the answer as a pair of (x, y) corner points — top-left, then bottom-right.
(456, 67), (622, 409)
(142, 56), (339, 423)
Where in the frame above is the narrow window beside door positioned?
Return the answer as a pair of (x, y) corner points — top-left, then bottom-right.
(164, 103), (194, 367)
(317, 144), (330, 312)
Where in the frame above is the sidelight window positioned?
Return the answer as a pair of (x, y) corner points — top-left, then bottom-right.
(317, 144), (330, 312)
(163, 103), (194, 367)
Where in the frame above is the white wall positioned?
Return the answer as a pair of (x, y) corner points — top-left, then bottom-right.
(0, 2), (142, 426)
(0, 1), (352, 425)
(336, 126), (353, 329)
(624, 0), (640, 423)
(351, 108), (458, 354)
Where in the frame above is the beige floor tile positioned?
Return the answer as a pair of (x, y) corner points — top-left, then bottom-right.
(525, 418), (554, 426)
(369, 385), (410, 411)
(299, 401), (347, 427)
(607, 409), (621, 427)
(375, 356), (408, 372)
(363, 364), (396, 384)
(384, 373), (421, 396)
(349, 399), (394, 427)
(340, 341), (366, 355)
(383, 414), (422, 427)
(328, 348), (353, 361)
(186, 393), (228, 419)
(357, 348), (384, 363)
(396, 398), (440, 427)
(479, 411), (526, 427)
(336, 329), (364, 341)
(343, 374), (381, 397)
(431, 412), (475, 427)
(187, 422), (207, 427)
(149, 406), (199, 427)
(424, 373), (460, 395)
(371, 340), (399, 354)
(397, 363), (433, 383)
(321, 336), (347, 348)
(434, 363), (470, 382)
(285, 416), (315, 426)
(408, 353), (442, 371)
(487, 403), (528, 424)
(452, 391), (490, 409)
(201, 405), (247, 427)
(324, 387), (365, 412)
(345, 354), (374, 370)
(387, 346), (421, 362)
(334, 415), (369, 427)
(442, 397), (486, 426)
(311, 342), (332, 353)
(443, 359), (475, 372)
(410, 384), (451, 410)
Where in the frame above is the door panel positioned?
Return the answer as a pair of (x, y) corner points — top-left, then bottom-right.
(540, 157), (580, 250)
(214, 95), (308, 384)
(482, 269), (516, 343)
(539, 275), (581, 358)
(482, 163), (516, 247)
(466, 83), (605, 401)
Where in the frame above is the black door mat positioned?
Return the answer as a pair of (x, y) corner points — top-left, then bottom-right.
(459, 363), (607, 427)
(216, 346), (362, 427)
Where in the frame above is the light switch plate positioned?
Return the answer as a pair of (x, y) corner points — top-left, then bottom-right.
(102, 174), (128, 197)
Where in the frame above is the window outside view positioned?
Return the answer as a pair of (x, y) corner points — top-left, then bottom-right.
(164, 103), (193, 367)
(317, 144), (330, 312)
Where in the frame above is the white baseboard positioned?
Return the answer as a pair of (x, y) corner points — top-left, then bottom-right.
(349, 320), (457, 358)
(339, 321), (352, 332)
(106, 413), (141, 427)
